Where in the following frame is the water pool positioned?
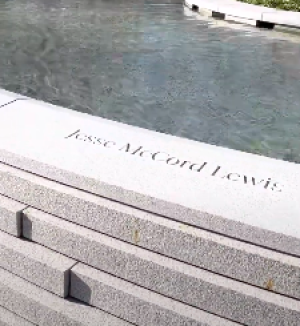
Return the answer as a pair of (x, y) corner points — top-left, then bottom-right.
(1, 0), (300, 162)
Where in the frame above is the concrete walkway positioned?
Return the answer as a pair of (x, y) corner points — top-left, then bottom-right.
(185, 0), (300, 29)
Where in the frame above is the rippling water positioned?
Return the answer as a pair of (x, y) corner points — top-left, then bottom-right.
(1, 0), (300, 162)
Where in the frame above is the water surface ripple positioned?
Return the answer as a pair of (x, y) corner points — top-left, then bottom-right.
(1, 0), (300, 162)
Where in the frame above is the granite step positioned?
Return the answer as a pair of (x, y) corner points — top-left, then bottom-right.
(0, 194), (27, 237)
(70, 263), (240, 326)
(1, 163), (299, 299)
(0, 98), (299, 259)
(0, 267), (132, 326)
(70, 263), (300, 326)
(0, 306), (34, 326)
(23, 208), (300, 326)
(0, 92), (300, 326)
(0, 230), (76, 297)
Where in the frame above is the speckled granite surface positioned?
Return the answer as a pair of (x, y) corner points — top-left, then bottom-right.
(1, 92), (300, 325)
(0, 99), (300, 258)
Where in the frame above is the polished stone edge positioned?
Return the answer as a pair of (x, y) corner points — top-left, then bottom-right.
(0, 89), (28, 108)
(0, 267), (132, 326)
(70, 263), (240, 326)
(0, 230), (76, 297)
(0, 306), (34, 326)
(185, 0), (300, 29)
(70, 263), (300, 326)
(23, 207), (300, 300)
(0, 194), (27, 237)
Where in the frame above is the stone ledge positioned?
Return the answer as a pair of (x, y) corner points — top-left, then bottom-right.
(70, 263), (300, 326)
(185, 0), (300, 29)
(0, 230), (76, 297)
(23, 208), (300, 300)
(70, 263), (240, 326)
(262, 11), (300, 28)
(0, 89), (27, 108)
(0, 306), (35, 326)
(0, 267), (132, 326)
(0, 94), (299, 257)
(0, 195), (27, 237)
(0, 89), (300, 325)
(22, 207), (300, 326)
(0, 90), (17, 108)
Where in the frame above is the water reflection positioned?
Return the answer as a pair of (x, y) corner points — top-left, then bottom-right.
(0, 0), (300, 162)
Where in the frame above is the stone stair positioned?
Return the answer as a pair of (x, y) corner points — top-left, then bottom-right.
(0, 89), (300, 325)
(0, 169), (300, 325)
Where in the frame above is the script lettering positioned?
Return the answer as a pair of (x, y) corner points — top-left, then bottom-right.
(65, 129), (283, 192)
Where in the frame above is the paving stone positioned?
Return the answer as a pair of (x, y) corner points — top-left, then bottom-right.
(0, 194), (27, 237)
(0, 306), (34, 326)
(0, 99), (299, 257)
(70, 263), (240, 326)
(23, 209), (300, 325)
(71, 263), (300, 326)
(2, 176), (296, 301)
(0, 267), (133, 326)
(0, 230), (76, 297)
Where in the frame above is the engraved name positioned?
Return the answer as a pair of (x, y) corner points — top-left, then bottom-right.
(65, 129), (282, 192)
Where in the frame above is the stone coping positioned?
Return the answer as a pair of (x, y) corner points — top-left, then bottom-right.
(185, 0), (300, 28)
(0, 90), (299, 256)
(0, 89), (19, 107)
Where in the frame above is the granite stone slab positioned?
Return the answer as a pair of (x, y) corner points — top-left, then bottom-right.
(71, 263), (300, 326)
(70, 264), (240, 326)
(185, 0), (219, 11)
(0, 267), (133, 326)
(0, 89), (19, 107)
(185, 0), (299, 29)
(218, 2), (276, 21)
(262, 11), (300, 28)
(0, 98), (299, 256)
(185, 0), (277, 20)
(0, 230), (76, 297)
(219, 5), (262, 20)
(2, 167), (299, 299)
(23, 208), (300, 324)
(0, 194), (27, 237)
(0, 306), (34, 326)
